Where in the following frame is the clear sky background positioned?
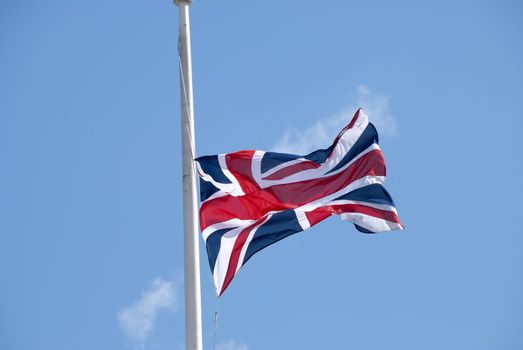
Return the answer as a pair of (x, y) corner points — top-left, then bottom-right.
(1, 1), (522, 349)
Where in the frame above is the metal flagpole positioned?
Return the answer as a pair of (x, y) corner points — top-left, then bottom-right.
(173, 1), (203, 350)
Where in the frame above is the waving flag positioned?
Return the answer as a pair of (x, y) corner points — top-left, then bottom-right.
(196, 109), (403, 295)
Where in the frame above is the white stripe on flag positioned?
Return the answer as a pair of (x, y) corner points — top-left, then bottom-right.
(298, 175), (386, 213)
(328, 199), (399, 214)
(213, 225), (244, 295)
(202, 218), (255, 241)
(218, 154), (245, 196)
(237, 216), (271, 273)
(340, 212), (403, 232)
(295, 210), (311, 230)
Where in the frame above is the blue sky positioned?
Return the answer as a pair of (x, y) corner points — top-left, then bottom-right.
(1, 1), (522, 349)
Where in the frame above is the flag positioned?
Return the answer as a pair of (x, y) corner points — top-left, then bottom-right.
(195, 109), (403, 295)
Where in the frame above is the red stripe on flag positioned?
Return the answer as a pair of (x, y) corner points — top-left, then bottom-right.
(326, 109), (361, 159)
(268, 151), (385, 206)
(226, 150), (259, 194)
(328, 203), (401, 224)
(263, 160), (320, 180)
(305, 210), (332, 226)
(219, 219), (263, 296)
(303, 203), (401, 232)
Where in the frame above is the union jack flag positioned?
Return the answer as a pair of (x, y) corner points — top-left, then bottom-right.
(196, 109), (403, 296)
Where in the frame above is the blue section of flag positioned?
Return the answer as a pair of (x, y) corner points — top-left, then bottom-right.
(196, 155), (232, 184)
(206, 227), (236, 271)
(200, 178), (220, 201)
(261, 152), (301, 173)
(243, 210), (303, 265)
(355, 225), (376, 234)
(326, 124), (379, 174)
(335, 184), (395, 206)
(304, 144), (336, 164)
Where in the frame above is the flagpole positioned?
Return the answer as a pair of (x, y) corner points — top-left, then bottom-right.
(174, 1), (203, 350)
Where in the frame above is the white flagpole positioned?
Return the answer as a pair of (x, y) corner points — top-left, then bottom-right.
(173, 1), (203, 350)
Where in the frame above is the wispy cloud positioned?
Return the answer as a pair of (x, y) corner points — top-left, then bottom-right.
(118, 277), (177, 348)
(272, 85), (398, 154)
(216, 340), (249, 350)
(354, 85), (398, 138)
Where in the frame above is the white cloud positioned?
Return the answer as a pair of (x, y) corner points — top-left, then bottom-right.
(216, 340), (249, 350)
(272, 85), (398, 154)
(354, 85), (398, 138)
(118, 277), (177, 348)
